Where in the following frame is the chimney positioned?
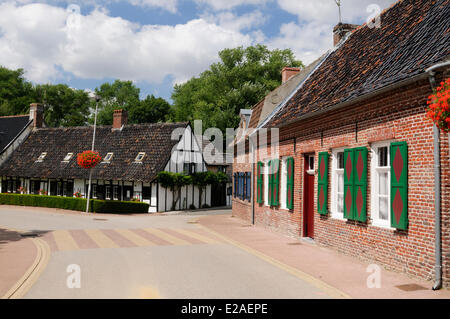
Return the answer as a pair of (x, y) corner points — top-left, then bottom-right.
(333, 23), (359, 46)
(29, 103), (44, 128)
(113, 109), (128, 129)
(281, 67), (301, 84)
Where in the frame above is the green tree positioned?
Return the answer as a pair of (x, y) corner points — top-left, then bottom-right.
(93, 80), (140, 125)
(129, 94), (171, 124)
(33, 84), (91, 127)
(170, 45), (303, 133)
(0, 66), (34, 116)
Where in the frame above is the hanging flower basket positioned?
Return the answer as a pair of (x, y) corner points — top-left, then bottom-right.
(77, 150), (102, 169)
(427, 78), (450, 132)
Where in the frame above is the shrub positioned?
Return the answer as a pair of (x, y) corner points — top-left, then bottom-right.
(189, 204), (196, 210)
(0, 194), (149, 214)
(91, 200), (149, 214)
(0, 193), (88, 211)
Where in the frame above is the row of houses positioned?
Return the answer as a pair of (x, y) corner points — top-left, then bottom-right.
(232, 0), (450, 287)
(0, 105), (232, 212)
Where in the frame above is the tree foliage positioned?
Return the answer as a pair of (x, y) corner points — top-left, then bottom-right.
(93, 80), (171, 125)
(0, 66), (34, 116)
(170, 45), (303, 133)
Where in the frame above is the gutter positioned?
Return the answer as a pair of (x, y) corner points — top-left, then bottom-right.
(425, 60), (450, 291)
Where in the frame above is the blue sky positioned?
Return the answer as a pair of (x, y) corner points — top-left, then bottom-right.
(0, 0), (397, 102)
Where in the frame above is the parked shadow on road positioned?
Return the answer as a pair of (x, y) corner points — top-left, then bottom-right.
(0, 228), (49, 247)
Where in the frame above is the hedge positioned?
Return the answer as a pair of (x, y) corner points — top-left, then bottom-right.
(91, 199), (149, 214)
(0, 194), (149, 214)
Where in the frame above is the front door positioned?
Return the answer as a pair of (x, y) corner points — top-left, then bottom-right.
(303, 154), (315, 238)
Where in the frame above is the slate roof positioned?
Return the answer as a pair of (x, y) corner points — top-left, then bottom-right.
(266, 0), (450, 128)
(0, 122), (189, 182)
(0, 115), (31, 153)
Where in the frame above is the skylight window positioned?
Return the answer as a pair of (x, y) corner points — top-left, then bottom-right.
(36, 152), (47, 162)
(134, 152), (145, 162)
(102, 152), (113, 163)
(62, 153), (73, 162)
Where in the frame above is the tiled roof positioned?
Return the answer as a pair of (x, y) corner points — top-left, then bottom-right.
(0, 115), (31, 153)
(266, 0), (450, 128)
(0, 122), (188, 182)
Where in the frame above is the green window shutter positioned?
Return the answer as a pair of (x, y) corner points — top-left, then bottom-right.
(272, 159), (280, 206)
(286, 157), (294, 210)
(353, 147), (368, 222)
(343, 149), (355, 220)
(317, 152), (329, 215)
(268, 160), (273, 206)
(390, 141), (408, 230)
(257, 162), (263, 204)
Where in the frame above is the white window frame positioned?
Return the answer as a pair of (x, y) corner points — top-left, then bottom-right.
(102, 152), (113, 163)
(370, 141), (395, 229)
(134, 152), (145, 163)
(92, 184), (97, 199)
(306, 154), (315, 175)
(62, 153), (73, 162)
(113, 186), (119, 200)
(36, 152), (47, 162)
(105, 185), (111, 200)
(330, 148), (346, 220)
(280, 157), (288, 209)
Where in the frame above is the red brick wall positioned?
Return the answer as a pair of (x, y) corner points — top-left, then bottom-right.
(232, 74), (450, 286)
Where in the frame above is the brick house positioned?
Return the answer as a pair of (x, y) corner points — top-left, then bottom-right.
(233, 0), (450, 287)
(0, 105), (212, 212)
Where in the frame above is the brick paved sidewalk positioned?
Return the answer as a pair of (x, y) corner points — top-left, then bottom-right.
(0, 228), (39, 298)
(198, 214), (450, 299)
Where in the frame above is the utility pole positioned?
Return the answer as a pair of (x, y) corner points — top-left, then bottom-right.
(86, 93), (101, 214)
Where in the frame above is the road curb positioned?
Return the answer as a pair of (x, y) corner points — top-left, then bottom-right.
(1, 235), (50, 299)
(195, 219), (351, 299)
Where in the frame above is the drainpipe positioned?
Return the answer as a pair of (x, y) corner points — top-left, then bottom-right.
(249, 136), (256, 225)
(425, 61), (450, 290)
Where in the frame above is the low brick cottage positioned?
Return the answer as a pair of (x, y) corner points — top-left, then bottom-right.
(233, 0), (450, 287)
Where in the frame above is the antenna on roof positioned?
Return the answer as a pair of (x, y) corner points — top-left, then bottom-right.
(335, 0), (342, 24)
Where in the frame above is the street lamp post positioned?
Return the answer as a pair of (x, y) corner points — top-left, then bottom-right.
(86, 94), (100, 214)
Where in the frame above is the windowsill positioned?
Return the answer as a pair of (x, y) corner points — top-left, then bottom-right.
(330, 212), (345, 220)
(371, 220), (395, 230)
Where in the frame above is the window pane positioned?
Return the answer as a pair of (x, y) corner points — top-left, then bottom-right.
(378, 147), (388, 167)
(338, 194), (343, 213)
(379, 172), (388, 195)
(338, 174), (344, 192)
(379, 196), (388, 220)
(337, 152), (344, 169)
(309, 156), (314, 170)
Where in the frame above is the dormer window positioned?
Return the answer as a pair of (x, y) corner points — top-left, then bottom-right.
(102, 152), (113, 163)
(62, 153), (73, 162)
(36, 152), (47, 162)
(134, 152), (145, 163)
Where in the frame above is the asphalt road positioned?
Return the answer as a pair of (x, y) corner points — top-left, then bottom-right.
(0, 206), (333, 299)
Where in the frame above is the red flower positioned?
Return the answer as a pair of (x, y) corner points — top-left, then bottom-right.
(77, 150), (102, 169)
(427, 78), (450, 132)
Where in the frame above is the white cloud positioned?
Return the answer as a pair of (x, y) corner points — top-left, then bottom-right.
(271, 0), (397, 65)
(201, 10), (266, 31)
(277, 0), (396, 24)
(0, 2), (252, 84)
(195, 0), (270, 11)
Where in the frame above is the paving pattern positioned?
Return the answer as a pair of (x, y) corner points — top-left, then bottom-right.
(39, 227), (223, 252)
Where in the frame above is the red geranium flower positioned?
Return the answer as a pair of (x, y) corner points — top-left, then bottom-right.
(77, 150), (102, 169)
(427, 78), (450, 132)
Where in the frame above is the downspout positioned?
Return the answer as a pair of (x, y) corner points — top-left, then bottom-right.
(249, 136), (256, 225)
(425, 61), (450, 290)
